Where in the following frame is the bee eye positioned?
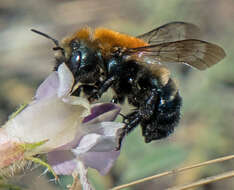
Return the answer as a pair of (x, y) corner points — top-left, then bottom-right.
(71, 51), (81, 66)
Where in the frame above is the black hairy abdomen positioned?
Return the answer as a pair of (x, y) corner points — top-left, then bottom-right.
(141, 80), (182, 143)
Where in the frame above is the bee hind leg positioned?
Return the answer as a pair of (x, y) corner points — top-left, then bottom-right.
(116, 89), (159, 150)
(116, 111), (142, 150)
(138, 88), (158, 120)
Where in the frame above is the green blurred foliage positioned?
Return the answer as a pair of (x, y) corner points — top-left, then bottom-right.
(0, 0), (234, 189)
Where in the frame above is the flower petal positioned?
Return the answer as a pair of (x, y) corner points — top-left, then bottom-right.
(47, 150), (76, 175)
(79, 151), (120, 175)
(47, 121), (124, 175)
(72, 122), (124, 175)
(35, 72), (59, 100)
(57, 104), (122, 150)
(83, 103), (120, 123)
(57, 63), (74, 98)
(62, 96), (90, 118)
(82, 121), (124, 137)
(72, 133), (115, 155)
(4, 98), (89, 153)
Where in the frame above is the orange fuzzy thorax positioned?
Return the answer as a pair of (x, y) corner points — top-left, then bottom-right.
(61, 27), (148, 57)
(93, 28), (148, 54)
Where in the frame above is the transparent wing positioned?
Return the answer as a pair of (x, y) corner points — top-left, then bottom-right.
(137, 22), (201, 44)
(124, 39), (226, 70)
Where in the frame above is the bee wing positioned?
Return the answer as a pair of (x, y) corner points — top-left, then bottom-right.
(137, 22), (201, 44)
(124, 39), (226, 70)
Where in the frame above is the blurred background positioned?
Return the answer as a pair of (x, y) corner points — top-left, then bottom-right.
(0, 0), (234, 189)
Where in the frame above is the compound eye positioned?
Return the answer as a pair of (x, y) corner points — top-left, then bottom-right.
(71, 51), (81, 66)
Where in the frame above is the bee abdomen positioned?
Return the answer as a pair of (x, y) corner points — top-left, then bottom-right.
(141, 79), (182, 143)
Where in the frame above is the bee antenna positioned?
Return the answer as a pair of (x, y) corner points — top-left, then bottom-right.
(31, 29), (65, 56)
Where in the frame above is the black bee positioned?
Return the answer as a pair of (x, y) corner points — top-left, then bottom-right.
(31, 22), (226, 149)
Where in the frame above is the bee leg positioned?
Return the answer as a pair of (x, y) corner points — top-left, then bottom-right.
(111, 95), (125, 104)
(72, 84), (98, 97)
(139, 88), (158, 120)
(119, 113), (127, 120)
(111, 96), (119, 103)
(116, 88), (159, 149)
(116, 112), (142, 150)
(89, 76), (116, 101)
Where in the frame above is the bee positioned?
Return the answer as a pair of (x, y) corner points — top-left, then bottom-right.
(31, 22), (226, 149)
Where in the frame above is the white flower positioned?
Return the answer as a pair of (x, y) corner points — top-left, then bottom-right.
(0, 63), (124, 185)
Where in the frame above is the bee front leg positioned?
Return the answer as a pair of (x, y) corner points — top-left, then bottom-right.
(72, 84), (98, 97)
(111, 95), (125, 104)
(88, 76), (116, 102)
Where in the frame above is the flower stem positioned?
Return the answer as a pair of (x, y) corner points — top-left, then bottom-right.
(166, 170), (234, 190)
(110, 154), (234, 190)
(25, 156), (58, 180)
(76, 160), (94, 190)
